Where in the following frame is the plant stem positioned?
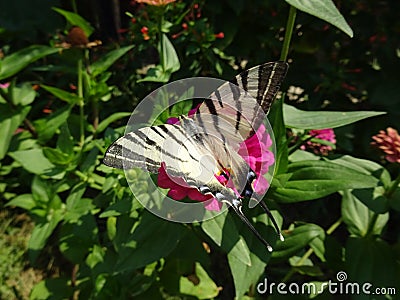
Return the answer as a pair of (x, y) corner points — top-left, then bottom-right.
(71, 0), (78, 14)
(77, 58), (85, 145)
(365, 213), (379, 237)
(282, 218), (342, 283)
(159, 12), (165, 71)
(280, 5), (297, 62)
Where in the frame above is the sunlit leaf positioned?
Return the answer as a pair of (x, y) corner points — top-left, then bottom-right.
(285, 0), (353, 37)
(0, 45), (59, 80)
(284, 104), (385, 129)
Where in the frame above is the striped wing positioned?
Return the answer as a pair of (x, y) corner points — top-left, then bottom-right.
(103, 121), (250, 196)
(194, 61), (288, 147)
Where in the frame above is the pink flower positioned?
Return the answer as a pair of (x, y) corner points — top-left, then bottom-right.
(214, 32), (224, 39)
(238, 124), (275, 194)
(0, 82), (10, 89)
(371, 127), (400, 163)
(159, 107), (275, 210)
(300, 128), (336, 155)
(157, 162), (223, 211)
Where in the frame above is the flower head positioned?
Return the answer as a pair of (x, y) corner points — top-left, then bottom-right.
(300, 128), (336, 155)
(135, 0), (175, 6)
(371, 127), (400, 163)
(238, 124), (274, 194)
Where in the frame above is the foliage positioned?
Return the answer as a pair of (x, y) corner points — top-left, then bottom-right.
(0, 0), (399, 299)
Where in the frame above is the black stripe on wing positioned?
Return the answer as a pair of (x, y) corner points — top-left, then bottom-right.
(236, 61), (288, 114)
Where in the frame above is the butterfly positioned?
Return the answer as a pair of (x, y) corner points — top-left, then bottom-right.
(104, 61), (288, 251)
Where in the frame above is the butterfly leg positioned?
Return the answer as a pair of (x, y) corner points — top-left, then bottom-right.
(222, 198), (273, 252)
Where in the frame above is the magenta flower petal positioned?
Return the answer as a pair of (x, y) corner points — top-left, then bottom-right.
(158, 162), (210, 201)
(204, 198), (223, 211)
(166, 117), (179, 124)
(301, 128), (336, 155)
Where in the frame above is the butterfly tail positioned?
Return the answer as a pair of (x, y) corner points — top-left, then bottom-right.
(257, 199), (284, 242)
(227, 199), (273, 252)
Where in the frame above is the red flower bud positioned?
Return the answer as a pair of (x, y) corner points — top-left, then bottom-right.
(214, 32), (224, 39)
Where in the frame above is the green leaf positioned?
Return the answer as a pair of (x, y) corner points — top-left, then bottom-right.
(284, 104), (385, 129)
(285, 0), (353, 37)
(341, 190), (389, 237)
(115, 212), (186, 272)
(41, 84), (81, 105)
(270, 96), (288, 174)
(95, 112), (131, 133)
(8, 149), (64, 178)
(271, 160), (380, 203)
(138, 65), (172, 83)
(6, 194), (35, 210)
(34, 105), (71, 142)
(31, 176), (51, 204)
(330, 155), (390, 213)
(43, 147), (72, 166)
(11, 82), (36, 106)
(160, 34), (180, 73)
(90, 45), (134, 77)
(64, 184), (95, 222)
(52, 7), (94, 37)
(345, 237), (399, 289)
(0, 104), (30, 160)
(201, 210), (251, 266)
(180, 263), (220, 299)
(227, 220), (271, 298)
(28, 208), (64, 262)
(0, 45), (59, 80)
(57, 123), (74, 154)
(59, 214), (98, 263)
(170, 98), (193, 118)
(30, 278), (73, 300)
(329, 155), (392, 188)
(272, 224), (325, 260)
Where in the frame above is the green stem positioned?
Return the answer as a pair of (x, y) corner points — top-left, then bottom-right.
(77, 58), (84, 145)
(365, 213), (379, 237)
(159, 11), (165, 71)
(280, 5), (297, 62)
(71, 0), (78, 14)
(282, 218), (342, 283)
(386, 173), (400, 198)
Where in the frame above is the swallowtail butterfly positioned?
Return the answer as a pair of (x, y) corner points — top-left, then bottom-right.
(104, 61), (288, 251)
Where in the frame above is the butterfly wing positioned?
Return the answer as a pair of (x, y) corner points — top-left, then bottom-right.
(104, 122), (235, 194)
(194, 61), (288, 148)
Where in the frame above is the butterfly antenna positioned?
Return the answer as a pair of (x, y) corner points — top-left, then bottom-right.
(258, 200), (284, 242)
(225, 200), (273, 252)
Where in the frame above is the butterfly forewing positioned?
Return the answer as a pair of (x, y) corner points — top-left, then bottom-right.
(194, 61), (288, 148)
